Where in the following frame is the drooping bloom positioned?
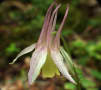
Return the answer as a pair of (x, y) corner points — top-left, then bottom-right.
(10, 2), (76, 85)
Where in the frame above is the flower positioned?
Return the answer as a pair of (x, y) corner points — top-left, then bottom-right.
(10, 2), (76, 85)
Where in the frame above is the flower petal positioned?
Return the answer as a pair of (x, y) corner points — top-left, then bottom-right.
(37, 3), (54, 46)
(54, 5), (69, 48)
(28, 47), (47, 85)
(46, 4), (61, 45)
(10, 43), (36, 64)
(51, 49), (76, 84)
(60, 47), (74, 74)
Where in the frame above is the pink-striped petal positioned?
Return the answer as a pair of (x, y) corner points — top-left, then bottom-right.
(37, 3), (54, 47)
(10, 43), (36, 64)
(54, 5), (69, 48)
(28, 47), (47, 85)
(46, 4), (61, 46)
(51, 49), (76, 84)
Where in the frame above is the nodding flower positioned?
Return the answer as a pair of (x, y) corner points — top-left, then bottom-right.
(10, 2), (76, 85)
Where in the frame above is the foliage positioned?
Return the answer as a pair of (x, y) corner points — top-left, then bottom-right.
(0, 0), (101, 89)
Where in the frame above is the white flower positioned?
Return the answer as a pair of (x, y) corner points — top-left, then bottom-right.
(10, 2), (76, 85)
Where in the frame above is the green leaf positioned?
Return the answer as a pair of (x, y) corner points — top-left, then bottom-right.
(88, 18), (101, 27)
(87, 88), (98, 90)
(64, 83), (76, 90)
(91, 69), (101, 80)
(62, 29), (73, 36)
(81, 79), (96, 88)
(6, 43), (19, 54)
(78, 57), (89, 66)
(72, 40), (85, 48)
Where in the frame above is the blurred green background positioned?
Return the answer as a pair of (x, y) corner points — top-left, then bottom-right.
(0, 0), (101, 90)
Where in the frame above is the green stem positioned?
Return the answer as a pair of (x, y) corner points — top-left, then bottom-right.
(73, 64), (82, 90)
(61, 35), (70, 54)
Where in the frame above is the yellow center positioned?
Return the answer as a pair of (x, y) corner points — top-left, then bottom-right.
(41, 53), (60, 78)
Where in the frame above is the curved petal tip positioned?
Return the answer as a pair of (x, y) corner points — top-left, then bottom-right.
(9, 43), (36, 64)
